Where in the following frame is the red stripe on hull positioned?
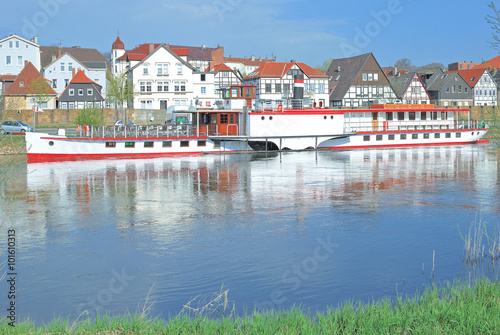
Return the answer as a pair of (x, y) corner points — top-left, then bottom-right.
(357, 129), (487, 134)
(27, 151), (204, 163)
(318, 141), (487, 150)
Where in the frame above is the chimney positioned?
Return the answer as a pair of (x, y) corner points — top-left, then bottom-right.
(251, 55), (255, 61)
(337, 66), (341, 72)
(51, 54), (56, 62)
(394, 65), (398, 76)
(149, 43), (154, 54)
(57, 49), (61, 58)
(290, 60), (296, 63)
(274, 57), (277, 61)
(32, 36), (38, 44)
(72, 68), (76, 78)
(292, 75), (304, 109)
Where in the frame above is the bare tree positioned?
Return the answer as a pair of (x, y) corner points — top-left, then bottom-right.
(315, 58), (333, 73)
(395, 58), (417, 72)
(486, 1), (500, 52)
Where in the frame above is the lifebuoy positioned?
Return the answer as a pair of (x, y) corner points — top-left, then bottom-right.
(83, 124), (88, 135)
(277, 104), (283, 113)
(76, 125), (80, 133)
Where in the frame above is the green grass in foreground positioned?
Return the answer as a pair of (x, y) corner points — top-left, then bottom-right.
(1, 278), (500, 334)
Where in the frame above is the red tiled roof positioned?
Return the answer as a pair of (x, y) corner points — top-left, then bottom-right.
(70, 69), (101, 87)
(475, 55), (500, 70)
(4, 62), (57, 96)
(213, 63), (234, 73)
(112, 36), (125, 50)
(446, 68), (486, 87)
(1, 75), (17, 81)
(245, 62), (328, 80)
(172, 47), (189, 56)
(225, 57), (276, 67)
(127, 53), (148, 61)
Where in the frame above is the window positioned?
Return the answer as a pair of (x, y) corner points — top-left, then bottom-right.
(69, 89), (74, 96)
(52, 79), (57, 89)
(125, 142), (135, 148)
(8, 41), (12, 48)
(144, 142), (154, 148)
(163, 141), (172, 147)
(146, 82), (152, 92)
(458, 85), (462, 93)
(376, 135), (382, 141)
(206, 102), (211, 107)
(445, 87), (449, 93)
(363, 135), (370, 141)
(157, 63), (168, 75)
(434, 133), (440, 138)
(65, 79), (69, 87)
(69, 102), (75, 109)
(68, 63), (73, 71)
(388, 134), (395, 140)
(17, 56), (22, 66)
(374, 73), (379, 81)
(421, 112), (426, 120)
(412, 134), (418, 139)
(87, 89), (93, 96)
(177, 64), (182, 74)
(409, 112), (415, 120)
(180, 81), (186, 92)
(465, 87), (468, 93)
(456, 133), (461, 138)
(106, 142), (116, 148)
(6, 55), (11, 65)
(15, 41), (19, 48)
(265, 83), (271, 93)
(432, 112), (438, 120)
(445, 133), (451, 138)
(78, 89), (83, 96)
(423, 133), (429, 139)
(201, 87), (206, 94)
(368, 73), (373, 81)
(157, 82), (168, 91)
(386, 112), (393, 120)
(180, 141), (189, 147)
(362, 73), (367, 81)
(441, 112), (447, 120)
(201, 74), (206, 81)
(198, 140), (206, 147)
(174, 81), (180, 92)
(143, 64), (149, 75)
(275, 84), (281, 93)
(61, 62), (65, 72)
(397, 112), (404, 120)
(61, 102), (67, 109)
(319, 83), (325, 93)
(220, 114), (228, 124)
(451, 85), (455, 93)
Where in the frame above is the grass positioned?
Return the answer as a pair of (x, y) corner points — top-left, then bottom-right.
(459, 213), (500, 266)
(0, 135), (25, 155)
(1, 278), (500, 334)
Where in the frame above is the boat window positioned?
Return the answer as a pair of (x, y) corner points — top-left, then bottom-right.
(456, 133), (461, 138)
(372, 112), (378, 121)
(125, 142), (135, 148)
(397, 112), (404, 120)
(434, 133), (440, 138)
(386, 112), (393, 121)
(412, 134), (418, 139)
(213, 140), (221, 149)
(363, 135), (370, 141)
(423, 133), (429, 139)
(421, 112), (427, 120)
(105, 142), (116, 148)
(144, 142), (154, 148)
(445, 133), (451, 138)
(388, 134), (395, 140)
(400, 134), (406, 140)
(197, 140), (206, 147)
(409, 112), (415, 120)
(163, 141), (172, 147)
(180, 141), (189, 147)
(376, 135), (382, 141)
(220, 114), (228, 124)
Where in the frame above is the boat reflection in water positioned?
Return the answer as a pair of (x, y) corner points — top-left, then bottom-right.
(14, 145), (500, 324)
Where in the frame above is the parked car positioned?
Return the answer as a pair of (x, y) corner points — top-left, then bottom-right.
(0, 120), (34, 134)
(114, 120), (136, 126)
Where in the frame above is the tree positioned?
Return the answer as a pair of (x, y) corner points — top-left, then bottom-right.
(486, 1), (500, 52)
(417, 63), (446, 72)
(106, 71), (136, 118)
(315, 58), (333, 73)
(28, 76), (54, 108)
(395, 58), (417, 72)
(74, 106), (104, 126)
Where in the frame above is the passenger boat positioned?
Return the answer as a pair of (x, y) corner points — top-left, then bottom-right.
(25, 103), (488, 162)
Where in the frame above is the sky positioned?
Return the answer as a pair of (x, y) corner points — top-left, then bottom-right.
(1, 0), (499, 69)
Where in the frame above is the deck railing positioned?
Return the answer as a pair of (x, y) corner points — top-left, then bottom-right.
(344, 120), (487, 133)
(76, 124), (196, 138)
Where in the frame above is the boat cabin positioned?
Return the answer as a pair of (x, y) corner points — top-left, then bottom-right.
(193, 110), (241, 136)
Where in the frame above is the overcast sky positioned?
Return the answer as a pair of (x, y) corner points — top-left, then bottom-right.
(1, 0), (498, 68)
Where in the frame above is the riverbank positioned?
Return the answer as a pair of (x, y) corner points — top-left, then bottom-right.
(1, 278), (499, 334)
(0, 135), (25, 155)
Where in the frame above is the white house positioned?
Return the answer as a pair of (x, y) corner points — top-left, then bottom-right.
(130, 44), (200, 110)
(192, 70), (217, 108)
(387, 72), (431, 105)
(0, 34), (41, 75)
(451, 68), (498, 106)
(244, 61), (329, 108)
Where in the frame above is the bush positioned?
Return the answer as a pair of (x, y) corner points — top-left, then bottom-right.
(74, 107), (104, 125)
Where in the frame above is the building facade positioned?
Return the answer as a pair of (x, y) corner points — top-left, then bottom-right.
(58, 70), (104, 109)
(387, 72), (431, 105)
(0, 34), (40, 75)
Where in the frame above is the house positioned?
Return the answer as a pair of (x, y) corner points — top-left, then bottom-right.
(212, 63), (243, 98)
(448, 61), (479, 71)
(387, 72), (431, 105)
(446, 68), (497, 106)
(40, 46), (109, 98)
(129, 44), (199, 110)
(326, 53), (397, 107)
(0, 34), (41, 75)
(2, 62), (56, 110)
(111, 37), (224, 75)
(243, 61), (329, 108)
(57, 69), (104, 109)
(192, 70), (217, 109)
(224, 56), (277, 77)
(423, 69), (473, 107)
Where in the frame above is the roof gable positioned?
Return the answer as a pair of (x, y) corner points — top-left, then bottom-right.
(446, 68), (488, 87)
(0, 34), (39, 47)
(129, 44), (195, 72)
(4, 62), (57, 96)
(40, 46), (109, 69)
(326, 53), (371, 100)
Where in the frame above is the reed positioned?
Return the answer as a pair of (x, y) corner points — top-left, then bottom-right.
(2, 278), (500, 334)
(459, 212), (500, 265)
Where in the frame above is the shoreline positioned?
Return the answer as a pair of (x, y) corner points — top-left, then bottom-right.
(1, 278), (499, 334)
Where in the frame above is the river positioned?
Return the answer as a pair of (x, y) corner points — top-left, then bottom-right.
(0, 145), (499, 324)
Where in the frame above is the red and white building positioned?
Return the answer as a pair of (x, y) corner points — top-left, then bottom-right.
(447, 68), (497, 106)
